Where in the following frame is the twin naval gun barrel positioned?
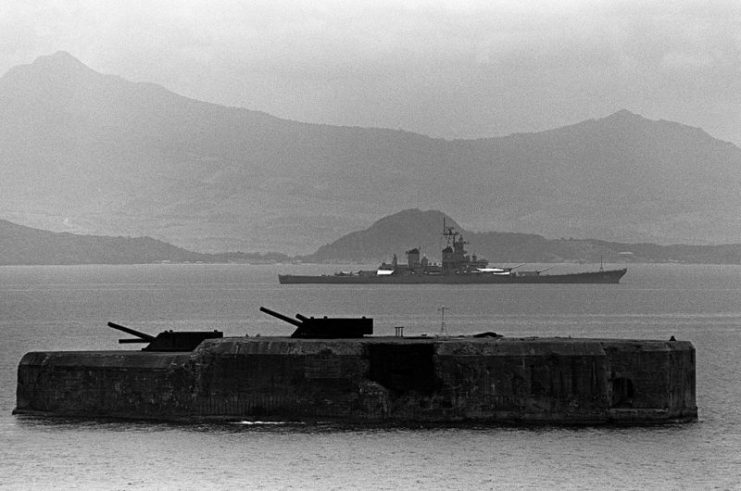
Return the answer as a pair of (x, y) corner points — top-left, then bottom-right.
(259, 306), (373, 338)
(107, 321), (222, 352)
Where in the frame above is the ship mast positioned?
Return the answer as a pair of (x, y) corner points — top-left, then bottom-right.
(441, 217), (469, 273)
(442, 217), (458, 246)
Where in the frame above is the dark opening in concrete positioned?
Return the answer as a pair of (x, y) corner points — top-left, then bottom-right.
(367, 344), (437, 394)
(611, 377), (635, 407)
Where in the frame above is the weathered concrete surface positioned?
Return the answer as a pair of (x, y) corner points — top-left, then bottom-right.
(14, 337), (697, 424)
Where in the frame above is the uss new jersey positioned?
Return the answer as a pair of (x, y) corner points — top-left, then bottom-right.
(280, 224), (627, 284)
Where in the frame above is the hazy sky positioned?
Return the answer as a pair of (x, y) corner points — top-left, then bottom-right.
(2, 0), (739, 144)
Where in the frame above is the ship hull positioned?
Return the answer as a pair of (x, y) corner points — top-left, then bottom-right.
(279, 268), (627, 284)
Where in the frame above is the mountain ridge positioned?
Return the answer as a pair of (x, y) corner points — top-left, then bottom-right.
(2, 52), (740, 254)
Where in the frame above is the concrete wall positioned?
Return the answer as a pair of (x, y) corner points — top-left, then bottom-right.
(15, 337), (697, 424)
(15, 351), (193, 419)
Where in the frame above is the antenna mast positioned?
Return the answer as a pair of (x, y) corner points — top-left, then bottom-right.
(438, 306), (449, 336)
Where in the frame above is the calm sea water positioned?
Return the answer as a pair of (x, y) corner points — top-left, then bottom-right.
(1, 263), (740, 489)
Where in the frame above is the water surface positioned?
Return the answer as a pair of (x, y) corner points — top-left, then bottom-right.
(1, 264), (739, 489)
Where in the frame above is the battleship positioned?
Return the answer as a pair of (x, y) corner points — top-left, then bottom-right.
(279, 224), (627, 284)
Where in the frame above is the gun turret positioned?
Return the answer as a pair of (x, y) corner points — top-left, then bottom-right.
(108, 321), (156, 343)
(259, 307), (303, 327)
(107, 321), (223, 351)
(260, 307), (373, 338)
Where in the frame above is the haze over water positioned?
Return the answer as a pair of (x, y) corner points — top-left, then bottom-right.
(1, 263), (740, 489)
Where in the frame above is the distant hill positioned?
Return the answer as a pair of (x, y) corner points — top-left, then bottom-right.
(0, 219), (210, 265)
(2, 52), (741, 254)
(300, 209), (741, 265)
(306, 209), (461, 262)
(0, 219), (293, 265)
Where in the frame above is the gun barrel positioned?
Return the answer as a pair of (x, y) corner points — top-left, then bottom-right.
(107, 321), (156, 342)
(259, 307), (303, 327)
(295, 313), (309, 322)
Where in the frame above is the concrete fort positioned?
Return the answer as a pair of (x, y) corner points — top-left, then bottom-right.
(14, 336), (697, 425)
